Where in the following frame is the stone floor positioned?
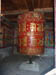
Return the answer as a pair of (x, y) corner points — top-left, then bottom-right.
(0, 54), (55, 75)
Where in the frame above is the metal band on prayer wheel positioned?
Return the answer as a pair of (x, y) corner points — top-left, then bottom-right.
(18, 12), (45, 55)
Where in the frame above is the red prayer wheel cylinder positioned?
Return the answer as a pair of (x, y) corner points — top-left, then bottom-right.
(18, 12), (45, 55)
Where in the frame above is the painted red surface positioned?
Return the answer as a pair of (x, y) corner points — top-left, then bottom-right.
(18, 12), (45, 55)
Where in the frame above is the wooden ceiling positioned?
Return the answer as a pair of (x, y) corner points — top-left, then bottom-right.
(1, 0), (53, 28)
(2, 0), (53, 11)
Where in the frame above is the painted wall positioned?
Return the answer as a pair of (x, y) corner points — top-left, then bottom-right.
(43, 22), (54, 57)
(45, 22), (54, 48)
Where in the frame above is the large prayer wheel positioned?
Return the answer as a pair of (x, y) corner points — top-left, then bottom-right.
(18, 12), (45, 55)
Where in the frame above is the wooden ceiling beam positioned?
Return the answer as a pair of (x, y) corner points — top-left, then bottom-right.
(2, 8), (53, 16)
(34, 8), (53, 12)
(2, 0), (53, 11)
(38, 0), (41, 8)
(2, 9), (28, 15)
(11, 0), (28, 10)
(31, 0), (34, 10)
(24, 0), (29, 10)
(26, 0), (34, 11)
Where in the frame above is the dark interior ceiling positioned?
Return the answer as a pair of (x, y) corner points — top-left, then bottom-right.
(1, 0), (53, 28)
(2, 0), (53, 11)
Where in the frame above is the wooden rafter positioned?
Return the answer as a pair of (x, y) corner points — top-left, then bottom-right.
(2, 0), (53, 11)
(24, 0), (29, 10)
